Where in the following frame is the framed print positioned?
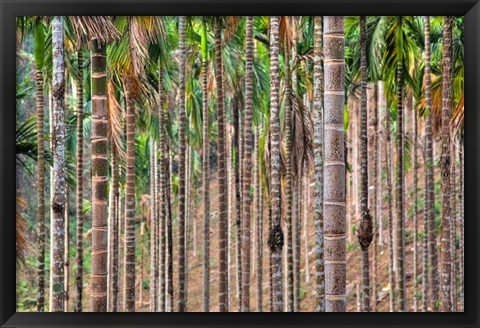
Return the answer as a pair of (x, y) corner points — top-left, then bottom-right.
(1, 0), (479, 327)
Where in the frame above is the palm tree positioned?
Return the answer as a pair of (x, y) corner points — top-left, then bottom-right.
(394, 16), (406, 312)
(255, 125), (263, 312)
(241, 15), (254, 312)
(440, 15), (453, 312)
(176, 15), (187, 312)
(215, 16), (229, 313)
(50, 16), (66, 312)
(424, 15), (439, 312)
(74, 48), (84, 313)
(356, 16), (374, 312)
(90, 37), (109, 312)
(158, 63), (166, 313)
(200, 17), (211, 313)
(323, 15), (346, 312)
(284, 26), (294, 313)
(313, 15), (325, 312)
(34, 20), (46, 312)
(267, 15), (284, 313)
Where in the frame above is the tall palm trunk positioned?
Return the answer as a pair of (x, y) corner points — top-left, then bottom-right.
(357, 16), (373, 312)
(240, 16), (254, 312)
(267, 15), (284, 312)
(90, 37), (108, 312)
(450, 140), (457, 311)
(176, 15), (187, 312)
(283, 30), (294, 313)
(149, 139), (157, 311)
(385, 99), (395, 312)
(413, 98), (419, 312)
(440, 15), (453, 312)
(165, 128), (174, 312)
(215, 18), (229, 312)
(313, 15), (325, 312)
(254, 126), (263, 312)
(376, 82), (384, 248)
(64, 187), (70, 311)
(201, 18), (211, 312)
(74, 50), (84, 312)
(234, 100), (242, 307)
(35, 64), (46, 313)
(323, 16), (346, 312)
(158, 64), (166, 312)
(124, 75), (136, 312)
(395, 16), (406, 311)
(372, 83), (379, 312)
(424, 16), (439, 312)
(50, 16), (66, 312)
(458, 142), (464, 312)
(110, 148), (119, 312)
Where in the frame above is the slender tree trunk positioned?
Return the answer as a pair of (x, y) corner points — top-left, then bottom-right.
(413, 96), (419, 312)
(385, 99), (396, 312)
(149, 140), (156, 311)
(64, 188), (70, 311)
(36, 67), (46, 312)
(313, 15), (325, 312)
(323, 16), (346, 312)
(50, 16), (66, 312)
(175, 15), (187, 312)
(254, 126), (263, 312)
(283, 29), (294, 313)
(74, 50), (84, 312)
(240, 16), (254, 312)
(165, 125), (174, 312)
(376, 82), (384, 247)
(111, 150), (119, 312)
(395, 17), (406, 311)
(424, 16), (439, 312)
(450, 139), (456, 312)
(371, 83), (379, 312)
(304, 167), (311, 285)
(440, 15), (453, 312)
(357, 16), (373, 313)
(267, 16), (284, 312)
(214, 18), (229, 312)
(458, 142), (464, 312)
(123, 75), (136, 312)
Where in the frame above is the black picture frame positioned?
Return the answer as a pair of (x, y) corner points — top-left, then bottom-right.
(1, 1), (478, 327)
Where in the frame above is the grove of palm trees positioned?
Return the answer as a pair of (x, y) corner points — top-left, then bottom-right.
(15, 15), (464, 312)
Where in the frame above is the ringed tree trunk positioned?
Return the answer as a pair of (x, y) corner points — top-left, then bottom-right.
(283, 29), (294, 313)
(267, 15), (284, 313)
(413, 96), (419, 312)
(177, 15), (187, 312)
(313, 15), (325, 312)
(385, 98), (395, 312)
(123, 75), (136, 312)
(90, 38), (109, 312)
(395, 16), (406, 311)
(200, 17), (211, 313)
(424, 16), (439, 312)
(34, 20), (46, 312)
(356, 16), (373, 313)
(241, 15), (254, 312)
(440, 15), (453, 312)
(255, 125), (263, 312)
(323, 15), (346, 312)
(158, 63), (166, 312)
(215, 17), (229, 312)
(74, 49), (84, 312)
(50, 16), (66, 312)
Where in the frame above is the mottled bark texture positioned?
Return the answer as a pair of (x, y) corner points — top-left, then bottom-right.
(323, 16), (346, 312)
(200, 18), (211, 313)
(267, 16), (284, 312)
(440, 15), (453, 312)
(158, 64), (166, 312)
(36, 68), (46, 312)
(284, 29), (294, 313)
(424, 16), (439, 312)
(124, 75), (136, 312)
(215, 17), (229, 312)
(50, 16), (66, 312)
(313, 15), (325, 312)
(74, 50), (84, 312)
(241, 16), (254, 312)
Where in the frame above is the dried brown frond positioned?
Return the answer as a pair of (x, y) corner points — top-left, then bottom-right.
(107, 78), (126, 158)
(451, 95), (464, 137)
(69, 16), (121, 49)
(223, 16), (240, 42)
